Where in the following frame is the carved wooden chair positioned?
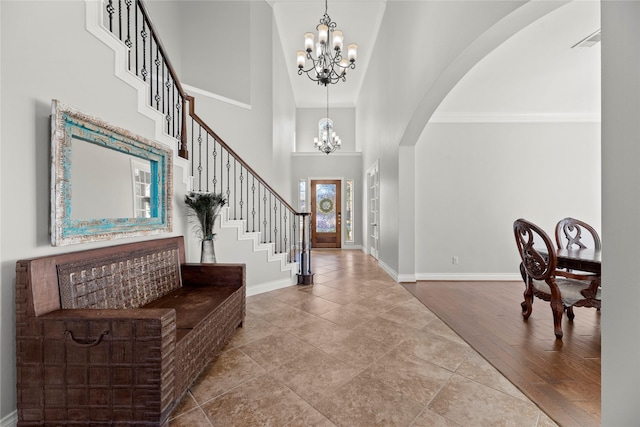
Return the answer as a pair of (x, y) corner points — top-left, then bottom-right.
(555, 217), (601, 251)
(514, 218), (601, 339)
(555, 217), (602, 316)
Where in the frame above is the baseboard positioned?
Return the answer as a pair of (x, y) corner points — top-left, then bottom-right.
(377, 260), (398, 282)
(1, 411), (17, 427)
(246, 277), (296, 297)
(415, 273), (522, 281)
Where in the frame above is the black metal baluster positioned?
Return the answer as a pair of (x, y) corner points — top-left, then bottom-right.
(125, 0), (132, 71)
(233, 160), (237, 219)
(283, 203), (287, 257)
(269, 193), (273, 243)
(212, 140), (218, 193)
(251, 176), (256, 232)
(197, 127), (203, 190)
(239, 165), (244, 220)
(154, 44), (160, 110)
(274, 199), (279, 252)
(257, 184), (261, 237)
(141, 19), (147, 81)
(263, 189), (268, 243)
(190, 118), (194, 188)
(118, 0), (122, 41)
(226, 152), (231, 210)
(134, 2), (139, 76)
(106, 0), (114, 32)
(205, 133), (210, 192)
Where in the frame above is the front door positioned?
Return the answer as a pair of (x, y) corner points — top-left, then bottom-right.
(311, 180), (341, 248)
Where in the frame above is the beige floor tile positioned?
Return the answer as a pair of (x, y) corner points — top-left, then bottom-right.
(224, 315), (281, 349)
(354, 316), (421, 347)
(317, 289), (366, 305)
(168, 391), (198, 420)
(318, 304), (377, 328)
(189, 348), (266, 405)
(239, 330), (317, 370)
(379, 302), (439, 329)
(428, 374), (540, 427)
(410, 408), (459, 426)
(288, 407), (338, 427)
(299, 283), (339, 296)
(260, 304), (319, 329)
(315, 372), (424, 427)
(287, 315), (353, 346)
(422, 317), (469, 346)
(362, 347), (453, 405)
(395, 330), (471, 372)
(316, 328), (394, 368)
(201, 374), (313, 426)
(270, 347), (361, 405)
(168, 407), (213, 426)
(289, 295), (344, 316)
(455, 351), (529, 402)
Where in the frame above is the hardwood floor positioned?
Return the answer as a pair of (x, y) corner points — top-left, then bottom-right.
(402, 281), (601, 427)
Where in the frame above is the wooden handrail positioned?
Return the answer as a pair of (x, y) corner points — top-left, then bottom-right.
(185, 96), (298, 214)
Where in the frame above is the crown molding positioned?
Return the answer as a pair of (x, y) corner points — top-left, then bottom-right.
(430, 112), (601, 123)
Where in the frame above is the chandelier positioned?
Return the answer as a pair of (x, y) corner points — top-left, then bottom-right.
(296, 0), (357, 86)
(314, 87), (341, 154)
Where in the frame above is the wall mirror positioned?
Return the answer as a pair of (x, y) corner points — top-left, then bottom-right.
(51, 100), (172, 246)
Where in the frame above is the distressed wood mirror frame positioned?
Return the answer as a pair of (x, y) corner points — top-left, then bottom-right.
(51, 100), (173, 246)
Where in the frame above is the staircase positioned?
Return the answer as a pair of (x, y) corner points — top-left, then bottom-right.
(85, 0), (311, 294)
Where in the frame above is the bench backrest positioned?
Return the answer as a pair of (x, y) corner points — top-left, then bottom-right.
(17, 236), (186, 317)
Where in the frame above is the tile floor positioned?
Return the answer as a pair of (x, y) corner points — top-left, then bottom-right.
(169, 250), (556, 426)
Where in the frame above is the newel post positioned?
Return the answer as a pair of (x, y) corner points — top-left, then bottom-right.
(297, 212), (313, 285)
(178, 97), (189, 159)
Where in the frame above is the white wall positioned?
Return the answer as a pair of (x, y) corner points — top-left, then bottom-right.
(356, 1), (528, 273)
(179, 1), (285, 197)
(415, 121), (600, 278)
(180, 1), (251, 105)
(601, 1), (640, 423)
(0, 1), (189, 419)
(271, 13), (296, 203)
(296, 107), (356, 153)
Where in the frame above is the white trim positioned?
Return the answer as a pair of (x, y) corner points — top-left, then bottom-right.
(341, 244), (362, 250)
(246, 278), (296, 297)
(415, 273), (522, 281)
(398, 274), (417, 283)
(0, 411), (17, 427)
(378, 259), (398, 282)
(430, 112), (601, 123)
(292, 152), (362, 157)
(182, 83), (252, 111)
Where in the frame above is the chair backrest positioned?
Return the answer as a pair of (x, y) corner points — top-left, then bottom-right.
(513, 218), (557, 281)
(555, 217), (601, 250)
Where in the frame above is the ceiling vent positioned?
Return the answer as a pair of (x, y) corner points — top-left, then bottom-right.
(572, 29), (601, 48)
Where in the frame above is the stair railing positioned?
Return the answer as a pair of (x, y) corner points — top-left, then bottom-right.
(102, 0), (312, 281)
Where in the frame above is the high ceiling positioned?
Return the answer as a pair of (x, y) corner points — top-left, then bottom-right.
(270, 0), (600, 115)
(271, 0), (386, 108)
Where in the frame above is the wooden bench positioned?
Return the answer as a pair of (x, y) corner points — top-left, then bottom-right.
(15, 236), (245, 426)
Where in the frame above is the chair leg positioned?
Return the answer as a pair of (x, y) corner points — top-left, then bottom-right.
(566, 306), (575, 321)
(522, 289), (533, 319)
(551, 299), (564, 339)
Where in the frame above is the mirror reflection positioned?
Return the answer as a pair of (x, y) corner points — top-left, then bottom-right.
(70, 140), (154, 220)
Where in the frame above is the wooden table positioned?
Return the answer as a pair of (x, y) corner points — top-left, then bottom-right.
(556, 248), (601, 274)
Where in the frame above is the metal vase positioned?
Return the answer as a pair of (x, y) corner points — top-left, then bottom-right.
(200, 238), (216, 263)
